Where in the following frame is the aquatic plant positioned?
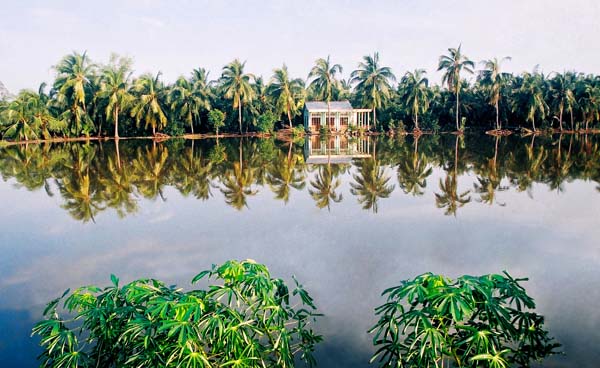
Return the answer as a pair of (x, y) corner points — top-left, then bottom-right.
(32, 260), (322, 367)
(370, 272), (560, 368)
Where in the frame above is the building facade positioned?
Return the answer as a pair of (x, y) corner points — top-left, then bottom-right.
(303, 101), (372, 133)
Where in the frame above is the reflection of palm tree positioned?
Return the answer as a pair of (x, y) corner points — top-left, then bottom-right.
(435, 135), (471, 216)
(266, 151), (306, 203)
(220, 140), (257, 210)
(56, 145), (103, 222)
(131, 144), (169, 200)
(545, 134), (573, 193)
(397, 136), (432, 196)
(507, 136), (547, 197)
(350, 157), (395, 213)
(435, 174), (471, 216)
(173, 143), (214, 200)
(309, 164), (343, 210)
(473, 137), (508, 205)
(99, 146), (138, 218)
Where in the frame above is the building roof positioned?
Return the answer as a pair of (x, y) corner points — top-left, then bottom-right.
(305, 100), (353, 112)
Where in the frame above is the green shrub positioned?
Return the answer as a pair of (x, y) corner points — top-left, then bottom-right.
(208, 109), (225, 135)
(292, 126), (305, 136)
(32, 260), (322, 368)
(370, 272), (559, 368)
(256, 111), (277, 133)
(163, 119), (185, 136)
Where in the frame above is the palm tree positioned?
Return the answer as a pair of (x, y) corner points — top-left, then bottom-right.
(100, 59), (133, 138)
(219, 59), (255, 134)
(53, 51), (95, 136)
(267, 65), (305, 128)
(266, 151), (306, 203)
(350, 157), (395, 213)
(219, 140), (257, 209)
(513, 71), (548, 132)
(397, 136), (433, 196)
(308, 56), (343, 130)
(438, 45), (475, 130)
(309, 164), (343, 210)
(479, 57), (512, 130)
(398, 69), (430, 131)
(350, 52), (396, 129)
(130, 73), (168, 135)
(548, 72), (576, 131)
(0, 91), (49, 141)
(169, 76), (211, 135)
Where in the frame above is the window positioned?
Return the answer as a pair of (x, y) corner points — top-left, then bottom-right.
(311, 115), (321, 127)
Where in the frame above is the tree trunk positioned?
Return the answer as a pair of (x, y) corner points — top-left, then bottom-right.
(373, 108), (377, 130)
(496, 100), (500, 130)
(190, 111), (194, 135)
(415, 109), (419, 131)
(558, 105), (563, 131)
(288, 109), (293, 129)
(532, 117), (536, 132)
(238, 103), (242, 134)
(456, 88), (460, 131)
(327, 101), (331, 132)
(152, 124), (156, 136)
(114, 107), (120, 138)
(570, 108), (574, 131)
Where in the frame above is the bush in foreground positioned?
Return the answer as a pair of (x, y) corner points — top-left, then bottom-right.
(370, 272), (560, 368)
(32, 260), (322, 368)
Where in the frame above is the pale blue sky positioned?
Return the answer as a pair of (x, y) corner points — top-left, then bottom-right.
(1, 0), (599, 92)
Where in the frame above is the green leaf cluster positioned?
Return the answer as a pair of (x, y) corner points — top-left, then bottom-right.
(32, 260), (322, 368)
(370, 272), (560, 368)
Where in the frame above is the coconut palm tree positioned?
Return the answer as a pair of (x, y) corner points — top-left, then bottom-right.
(169, 76), (211, 135)
(438, 45), (475, 130)
(350, 157), (395, 213)
(548, 72), (576, 131)
(308, 56), (343, 130)
(0, 91), (45, 141)
(220, 140), (258, 209)
(219, 59), (255, 134)
(309, 164), (343, 210)
(479, 57), (512, 130)
(350, 52), (396, 129)
(398, 69), (430, 131)
(100, 59), (133, 138)
(53, 51), (95, 136)
(266, 151), (306, 203)
(513, 71), (548, 132)
(397, 136), (433, 196)
(267, 65), (305, 128)
(130, 73), (168, 136)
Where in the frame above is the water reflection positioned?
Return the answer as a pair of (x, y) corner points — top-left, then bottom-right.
(1, 134), (600, 221)
(1, 134), (600, 367)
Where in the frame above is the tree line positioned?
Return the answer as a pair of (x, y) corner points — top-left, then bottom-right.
(1, 47), (599, 141)
(1, 134), (598, 221)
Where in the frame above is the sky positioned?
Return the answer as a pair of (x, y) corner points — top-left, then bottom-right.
(1, 0), (600, 92)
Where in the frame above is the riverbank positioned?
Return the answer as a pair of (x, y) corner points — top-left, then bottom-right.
(1, 128), (599, 147)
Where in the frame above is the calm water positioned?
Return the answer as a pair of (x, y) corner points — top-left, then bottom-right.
(0, 134), (599, 367)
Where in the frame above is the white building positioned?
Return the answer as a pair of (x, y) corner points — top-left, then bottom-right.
(303, 101), (371, 134)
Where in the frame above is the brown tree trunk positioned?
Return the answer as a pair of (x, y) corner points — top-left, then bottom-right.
(238, 103), (242, 134)
(496, 100), (500, 130)
(456, 88), (460, 131)
(558, 105), (563, 131)
(114, 107), (120, 138)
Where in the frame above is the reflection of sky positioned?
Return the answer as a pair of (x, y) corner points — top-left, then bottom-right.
(0, 164), (599, 367)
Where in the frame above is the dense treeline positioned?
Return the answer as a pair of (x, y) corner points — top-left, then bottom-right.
(1, 48), (600, 141)
(0, 134), (598, 221)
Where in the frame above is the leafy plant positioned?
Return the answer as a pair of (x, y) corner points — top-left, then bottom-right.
(32, 260), (322, 368)
(208, 109), (225, 135)
(370, 272), (560, 368)
(256, 111), (277, 133)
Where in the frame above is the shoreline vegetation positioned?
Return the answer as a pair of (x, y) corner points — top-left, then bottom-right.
(1, 48), (600, 143)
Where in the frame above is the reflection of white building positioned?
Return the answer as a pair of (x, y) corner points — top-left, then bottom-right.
(304, 135), (372, 164)
(303, 101), (372, 133)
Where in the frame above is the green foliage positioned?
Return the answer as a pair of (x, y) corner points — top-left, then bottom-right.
(208, 109), (225, 134)
(370, 272), (560, 368)
(256, 111), (277, 133)
(32, 260), (322, 368)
